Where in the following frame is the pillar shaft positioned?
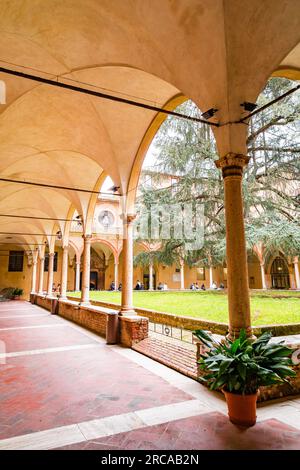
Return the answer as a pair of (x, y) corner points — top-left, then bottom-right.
(114, 261), (119, 290)
(80, 235), (92, 304)
(38, 257), (45, 295)
(47, 253), (55, 296)
(216, 153), (251, 338)
(60, 246), (69, 299)
(120, 214), (136, 315)
(180, 262), (185, 290)
(149, 261), (153, 290)
(31, 261), (38, 294)
(294, 258), (300, 289)
(209, 266), (214, 288)
(260, 263), (267, 290)
(75, 260), (81, 291)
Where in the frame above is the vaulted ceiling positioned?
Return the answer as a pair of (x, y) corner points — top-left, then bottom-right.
(0, 0), (299, 249)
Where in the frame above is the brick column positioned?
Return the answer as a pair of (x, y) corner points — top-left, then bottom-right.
(60, 246), (69, 300)
(215, 153), (251, 339)
(47, 252), (55, 296)
(120, 214), (136, 315)
(38, 256), (45, 295)
(80, 235), (92, 305)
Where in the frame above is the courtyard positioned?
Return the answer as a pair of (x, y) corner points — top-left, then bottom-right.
(0, 0), (299, 457)
(68, 290), (300, 326)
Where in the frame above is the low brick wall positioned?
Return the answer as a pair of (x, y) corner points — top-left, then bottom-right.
(253, 323), (300, 336)
(58, 301), (107, 337)
(36, 295), (148, 345)
(35, 295), (52, 311)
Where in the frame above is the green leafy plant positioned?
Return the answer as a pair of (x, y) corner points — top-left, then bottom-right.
(194, 329), (296, 395)
(13, 288), (23, 297)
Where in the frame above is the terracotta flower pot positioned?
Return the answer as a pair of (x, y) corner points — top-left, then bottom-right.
(223, 390), (258, 427)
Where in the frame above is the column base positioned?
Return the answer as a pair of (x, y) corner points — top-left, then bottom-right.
(119, 308), (136, 316)
(227, 325), (255, 341)
(79, 301), (91, 307)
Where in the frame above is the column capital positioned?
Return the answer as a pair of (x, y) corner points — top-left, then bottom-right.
(82, 234), (93, 241)
(293, 256), (299, 264)
(48, 252), (55, 258)
(215, 153), (250, 178)
(121, 213), (136, 224)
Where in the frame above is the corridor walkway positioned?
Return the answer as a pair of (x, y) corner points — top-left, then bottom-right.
(0, 301), (300, 450)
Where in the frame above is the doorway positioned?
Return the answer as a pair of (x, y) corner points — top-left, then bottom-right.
(271, 257), (290, 289)
(143, 272), (156, 290)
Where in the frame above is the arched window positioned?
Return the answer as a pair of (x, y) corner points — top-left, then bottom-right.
(271, 257), (290, 289)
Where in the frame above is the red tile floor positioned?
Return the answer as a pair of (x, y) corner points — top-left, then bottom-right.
(0, 301), (300, 450)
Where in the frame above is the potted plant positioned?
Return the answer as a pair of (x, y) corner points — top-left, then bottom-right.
(12, 288), (23, 300)
(194, 328), (296, 427)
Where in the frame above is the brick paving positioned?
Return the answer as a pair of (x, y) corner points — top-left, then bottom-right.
(0, 302), (192, 440)
(56, 412), (300, 450)
(1, 300), (300, 450)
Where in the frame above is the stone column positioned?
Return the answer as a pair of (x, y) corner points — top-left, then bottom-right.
(47, 253), (55, 296)
(209, 266), (214, 288)
(120, 214), (136, 315)
(75, 259), (81, 291)
(60, 246), (69, 300)
(31, 259), (38, 294)
(293, 257), (300, 289)
(38, 256), (45, 295)
(149, 260), (154, 290)
(80, 235), (92, 305)
(215, 153), (251, 339)
(260, 263), (267, 290)
(114, 260), (119, 290)
(180, 261), (185, 290)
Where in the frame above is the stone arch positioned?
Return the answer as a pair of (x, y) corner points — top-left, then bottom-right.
(125, 94), (186, 213)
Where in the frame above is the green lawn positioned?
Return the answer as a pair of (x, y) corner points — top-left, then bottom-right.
(67, 290), (300, 326)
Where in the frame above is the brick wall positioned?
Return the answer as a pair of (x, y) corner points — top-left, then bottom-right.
(69, 297), (229, 335)
(35, 295), (148, 345)
(58, 302), (107, 337)
(119, 315), (149, 347)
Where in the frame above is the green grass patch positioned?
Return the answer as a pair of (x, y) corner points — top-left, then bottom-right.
(67, 290), (300, 326)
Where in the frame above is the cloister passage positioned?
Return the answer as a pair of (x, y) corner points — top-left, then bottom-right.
(0, 0), (300, 451)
